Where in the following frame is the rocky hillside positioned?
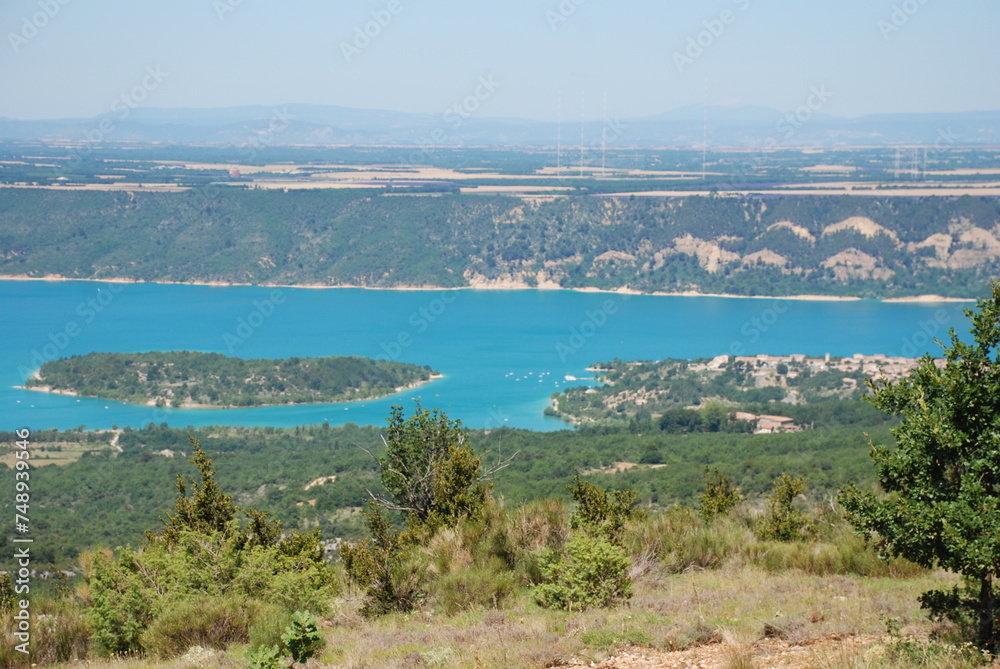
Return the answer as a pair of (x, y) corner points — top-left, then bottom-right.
(1, 188), (998, 297)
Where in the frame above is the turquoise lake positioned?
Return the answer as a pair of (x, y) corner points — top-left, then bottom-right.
(1, 281), (977, 432)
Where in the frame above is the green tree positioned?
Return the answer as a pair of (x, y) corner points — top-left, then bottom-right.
(840, 283), (1000, 652)
(366, 404), (512, 534)
(150, 436), (238, 545)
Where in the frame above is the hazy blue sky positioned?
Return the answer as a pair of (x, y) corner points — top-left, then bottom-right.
(2, 0), (998, 120)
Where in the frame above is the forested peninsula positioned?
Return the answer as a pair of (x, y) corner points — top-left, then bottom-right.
(24, 351), (437, 408)
(2, 188), (999, 297)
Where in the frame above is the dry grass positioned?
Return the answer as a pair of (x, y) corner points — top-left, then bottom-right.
(36, 563), (983, 669)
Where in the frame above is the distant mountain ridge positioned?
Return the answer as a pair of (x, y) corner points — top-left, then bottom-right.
(2, 104), (998, 147)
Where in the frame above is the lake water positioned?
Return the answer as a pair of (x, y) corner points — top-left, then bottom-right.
(1, 281), (975, 432)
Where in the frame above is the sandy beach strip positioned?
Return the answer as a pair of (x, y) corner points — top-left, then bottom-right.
(0, 274), (979, 303)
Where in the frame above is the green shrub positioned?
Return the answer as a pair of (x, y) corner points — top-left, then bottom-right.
(140, 594), (263, 658)
(568, 476), (644, 545)
(757, 475), (813, 542)
(85, 547), (159, 655)
(244, 610), (323, 669)
(84, 446), (337, 655)
(232, 536), (337, 612)
(698, 467), (745, 522)
(87, 527), (337, 654)
(375, 404), (497, 539)
(245, 644), (283, 669)
(281, 611), (323, 665)
(534, 534), (632, 611)
(339, 503), (427, 618)
(428, 560), (519, 614)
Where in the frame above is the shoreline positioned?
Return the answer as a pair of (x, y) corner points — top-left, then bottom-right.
(15, 373), (443, 411)
(0, 273), (978, 303)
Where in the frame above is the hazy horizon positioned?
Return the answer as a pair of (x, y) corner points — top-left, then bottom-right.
(2, 0), (998, 122)
(6, 101), (1000, 125)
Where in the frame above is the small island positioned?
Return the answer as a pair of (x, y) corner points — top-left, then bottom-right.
(23, 351), (440, 408)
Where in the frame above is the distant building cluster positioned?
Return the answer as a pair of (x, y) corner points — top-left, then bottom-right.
(694, 352), (940, 385)
(734, 411), (802, 434)
(691, 352), (944, 434)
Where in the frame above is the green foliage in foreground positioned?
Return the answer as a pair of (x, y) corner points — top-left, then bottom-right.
(28, 351), (435, 408)
(341, 405), (507, 617)
(568, 475), (644, 546)
(758, 474), (813, 542)
(246, 610), (323, 669)
(533, 534), (633, 611)
(532, 478), (643, 612)
(84, 442), (337, 656)
(0, 457), (939, 668)
(281, 611), (323, 665)
(841, 283), (1000, 652)
(699, 468), (746, 522)
(338, 503), (427, 618)
(374, 404), (497, 537)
